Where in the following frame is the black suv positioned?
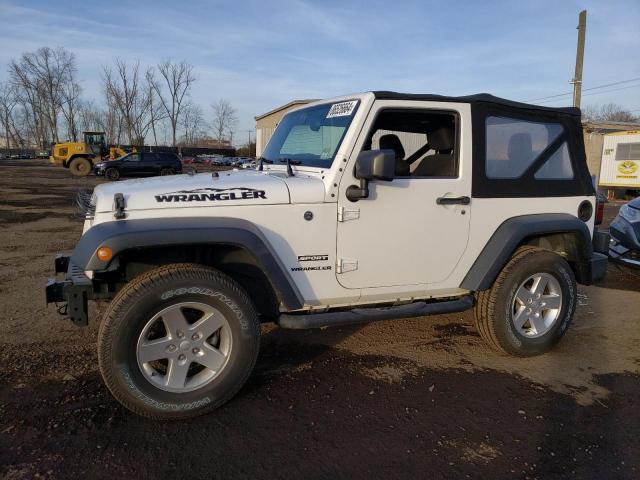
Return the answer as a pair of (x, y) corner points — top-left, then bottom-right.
(94, 152), (182, 181)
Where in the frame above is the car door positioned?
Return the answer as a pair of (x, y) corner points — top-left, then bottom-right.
(121, 152), (143, 175)
(140, 152), (159, 175)
(336, 101), (472, 289)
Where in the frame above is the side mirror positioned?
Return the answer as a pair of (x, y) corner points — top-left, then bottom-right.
(346, 149), (395, 201)
(355, 149), (395, 181)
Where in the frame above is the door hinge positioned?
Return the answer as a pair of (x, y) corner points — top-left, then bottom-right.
(336, 258), (358, 274)
(338, 206), (360, 222)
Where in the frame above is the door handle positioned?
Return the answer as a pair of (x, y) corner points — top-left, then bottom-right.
(436, 196), (470, 205)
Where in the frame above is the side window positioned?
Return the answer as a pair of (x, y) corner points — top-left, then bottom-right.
(534, 142), (574, 179)
(485, 116), (563, 179)
(125, 153), (141, 162)
(365, 109), (458, 178)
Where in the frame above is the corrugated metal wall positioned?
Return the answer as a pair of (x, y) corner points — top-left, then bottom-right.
(256, 127), (276, 158)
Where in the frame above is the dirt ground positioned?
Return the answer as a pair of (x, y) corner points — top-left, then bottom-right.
(1, 159), (639, 479)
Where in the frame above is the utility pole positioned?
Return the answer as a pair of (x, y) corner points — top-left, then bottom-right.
(571, 10), (587, 108)
(246, 130), (253, 157)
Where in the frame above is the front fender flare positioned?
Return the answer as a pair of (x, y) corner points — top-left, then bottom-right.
(70, 217), (304, 310)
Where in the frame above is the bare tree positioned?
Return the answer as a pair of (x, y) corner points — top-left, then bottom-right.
(180, 104), (206, 146)
(0, 82), (19, 152)
(103, 59), (153, 145)
(148, 60), (195, 147)
(211, 99), (237, 144)
(9, 47), (77, 146)
(60, 80), (82, 141)
(146, 80), (169, 147)
(582, 103), (639, 123)
(103, 94), (124, 145)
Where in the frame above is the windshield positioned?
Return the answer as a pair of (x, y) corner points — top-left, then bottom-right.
(261, 100), (360, 168)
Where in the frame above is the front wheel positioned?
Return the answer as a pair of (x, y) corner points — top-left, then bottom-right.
(68, 157), (92, 176)
(474, 246), (577, 357)
(105, 167), (120, 181)
(97, 263), (260, 419)
(160, 167), (175, 176)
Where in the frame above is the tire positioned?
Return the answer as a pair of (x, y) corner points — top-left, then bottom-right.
(97, 263), (260, 420)
(160, 167), (175, 176)
(473, 246), (577, 357)
(105, 167), (120, 181)
(68, 157), (92, 176)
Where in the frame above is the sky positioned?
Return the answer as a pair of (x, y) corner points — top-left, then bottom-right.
(1, 0), (639, 145)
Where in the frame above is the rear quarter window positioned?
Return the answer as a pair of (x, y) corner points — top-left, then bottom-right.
(471, 105), (593, 198)
(485, 116), (563, 178)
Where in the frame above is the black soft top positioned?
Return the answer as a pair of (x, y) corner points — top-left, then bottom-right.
(372, 91), (580, 116)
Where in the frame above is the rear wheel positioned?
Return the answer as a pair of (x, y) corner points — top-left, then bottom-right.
(105, 167), (120, 181)
(68, 157), (92, 176)
(474, 246), (577, 357)
(160, 167), (175, 176)
(97, 263), (260, 419)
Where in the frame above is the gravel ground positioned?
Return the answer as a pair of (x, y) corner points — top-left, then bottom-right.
(1, 159), (639, 479)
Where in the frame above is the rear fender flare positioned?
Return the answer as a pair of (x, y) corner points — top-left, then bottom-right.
(460, 213), (592, 291)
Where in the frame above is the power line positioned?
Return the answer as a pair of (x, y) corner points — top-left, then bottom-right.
(528, 76), (640, 102)
(583, 77), (640, 93)
(583, 83), (640, 97)
(536, 82), (640, 104)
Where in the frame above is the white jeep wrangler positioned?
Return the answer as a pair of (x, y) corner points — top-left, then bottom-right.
(46, 91), (608, 419)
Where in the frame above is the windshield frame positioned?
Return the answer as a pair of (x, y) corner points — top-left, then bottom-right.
(261, 100), (360, 169)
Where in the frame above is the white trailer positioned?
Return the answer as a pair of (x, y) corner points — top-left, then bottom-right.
(599, 130), (640, 192)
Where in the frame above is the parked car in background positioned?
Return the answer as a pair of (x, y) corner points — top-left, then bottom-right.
(239, 158), (256, 169)
(94, 151), (182, 181)
(609, 196), (640, 268)
(211, 157), (234, 166)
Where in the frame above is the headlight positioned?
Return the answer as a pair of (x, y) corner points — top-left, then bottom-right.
(619, 204), (640, 223)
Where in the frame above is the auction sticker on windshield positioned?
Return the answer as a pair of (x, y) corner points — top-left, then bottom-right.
(326, 100), (358, 118)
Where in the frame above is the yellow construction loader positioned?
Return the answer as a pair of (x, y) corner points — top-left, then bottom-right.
(49, 132), (131, 176)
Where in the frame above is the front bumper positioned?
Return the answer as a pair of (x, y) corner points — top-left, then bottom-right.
(610, 216), (640, 251)
(609, 216), (640, 268)
(45, 254), (94, 326)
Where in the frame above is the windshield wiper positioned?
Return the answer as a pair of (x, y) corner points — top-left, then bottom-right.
(278, 158), (302, 165)
(258, 156), (273, 171)
(279, 157), (300, 176)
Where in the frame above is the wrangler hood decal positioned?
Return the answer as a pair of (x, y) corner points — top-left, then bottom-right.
(155, 187), (267, 203)
(90, 169), (326, 213)
(91, 170), (292, 212)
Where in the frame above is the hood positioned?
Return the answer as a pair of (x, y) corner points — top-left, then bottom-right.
(92, 169), (326, 213)
(629, 196), (640, 210)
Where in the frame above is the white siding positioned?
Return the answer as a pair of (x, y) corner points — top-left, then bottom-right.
(599, 132), (640, 187)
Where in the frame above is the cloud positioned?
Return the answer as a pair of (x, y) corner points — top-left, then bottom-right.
(1, 0), (639, 140)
